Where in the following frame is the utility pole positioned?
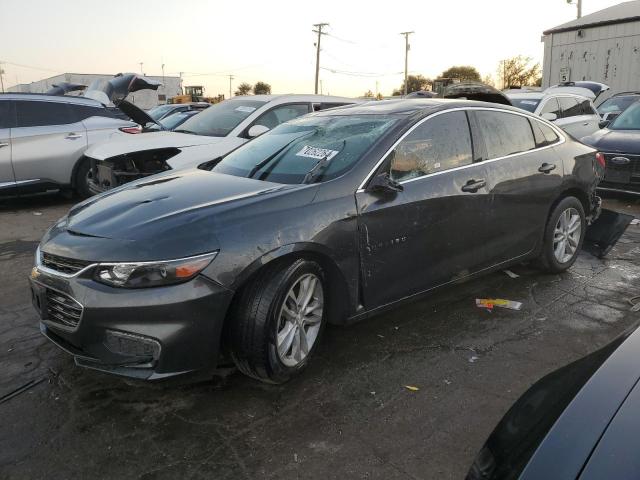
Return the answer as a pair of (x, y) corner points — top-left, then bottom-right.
(0, 63), (5, 94)
(139, 62), (144, 75)
(313, 23), (329, 94)
(577, 0), (582, 18)
(228, 75), (234, 98)
(400, 31), (414, 96)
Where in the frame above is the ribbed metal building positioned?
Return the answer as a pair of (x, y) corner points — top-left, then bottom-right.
(7, 73), (182, 109)
(542, 0), (640, 98)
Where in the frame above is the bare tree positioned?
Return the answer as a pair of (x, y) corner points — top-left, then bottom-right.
(497, 56), (540, 89)
(234, 82), (253, 96)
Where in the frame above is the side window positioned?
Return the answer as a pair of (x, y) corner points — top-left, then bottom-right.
(558, 97), (581, 118)
(15, 101), (75, 127)
(313, 102), (350, 112)
(69, 105), (112, 122)
(390, 111), (473, 182)
(0, 101), (15, 129)
(579, 99), (597, 115)
(474, 111), (535, 159)
(254, 104), (310, 130)
(531, 120), (560, 148)
(540, 98), (561, 118)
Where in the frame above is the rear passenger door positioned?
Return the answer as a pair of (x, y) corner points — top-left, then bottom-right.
(472, 110), (563, 264)
(11, 100), (88, 186)
(0, 101), (15, 187)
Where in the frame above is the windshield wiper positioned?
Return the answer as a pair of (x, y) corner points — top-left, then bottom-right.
(302, 140), (346, 184)
(174, 128), (198, 135)
(247, 131), (314, 179)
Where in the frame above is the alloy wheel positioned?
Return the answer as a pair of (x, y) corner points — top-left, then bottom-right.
(553, 207), (582, 264)
(276, 273), (324, 367)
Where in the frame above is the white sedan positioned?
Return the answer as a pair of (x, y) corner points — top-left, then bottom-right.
(86, 94), (357, 193)
(507, 89), (601, 138)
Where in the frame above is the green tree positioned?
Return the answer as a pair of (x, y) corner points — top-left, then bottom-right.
(497, 56), (541, 89)
(234, 82), (253, 96)
(363, 90), (374, 98)
(440, 65), (481, 82)
(253, 81), (271, 95)
(392, 74), (431, 96)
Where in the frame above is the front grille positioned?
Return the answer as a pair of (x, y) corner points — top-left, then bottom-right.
(603, 153), (640, 184)
(45, 289), (83, 328)
(41, 252), (91, 275)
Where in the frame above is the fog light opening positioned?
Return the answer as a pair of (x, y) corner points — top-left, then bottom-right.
(104, 330), (161, 365)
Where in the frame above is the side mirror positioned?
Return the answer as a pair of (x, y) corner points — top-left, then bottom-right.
(598, 119), (610, 129)
(366, 172), (403, 194)
(247, 124), (270, 138)
(541, 112), (558, 122)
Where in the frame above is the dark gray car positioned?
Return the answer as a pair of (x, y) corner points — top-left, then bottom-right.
(30, 99), (602, 384)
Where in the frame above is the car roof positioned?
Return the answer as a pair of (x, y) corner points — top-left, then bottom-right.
(508, 91), (591, 101)
(314, 98), (531, 117)
(0, 92), (103, 106)
(232, 94), (358, 104)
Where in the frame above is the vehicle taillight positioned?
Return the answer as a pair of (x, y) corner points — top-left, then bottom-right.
(595, 152), (606, 168)
(119, 126), (142, 134)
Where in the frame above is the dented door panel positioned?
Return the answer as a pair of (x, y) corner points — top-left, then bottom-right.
(355, 164), (491, 310)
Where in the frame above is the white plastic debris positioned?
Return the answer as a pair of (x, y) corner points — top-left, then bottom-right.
(503, 269), (519, 279)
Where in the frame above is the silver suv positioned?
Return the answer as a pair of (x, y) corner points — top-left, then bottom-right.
(0, 93), (142, 197)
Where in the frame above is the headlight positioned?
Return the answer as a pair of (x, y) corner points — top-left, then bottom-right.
(94, 252), (217, 288)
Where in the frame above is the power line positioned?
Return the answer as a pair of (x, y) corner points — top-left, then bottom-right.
(0, 59), (63, 74)
(321, 66), (402, 78)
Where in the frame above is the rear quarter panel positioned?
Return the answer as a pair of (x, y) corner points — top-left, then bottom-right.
(555, 139), (600, 205)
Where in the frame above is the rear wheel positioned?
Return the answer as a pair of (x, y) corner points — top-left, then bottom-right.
(228, 259), (326, 384)
(538, 196), (585, 273)
(74, 159), (94, 199)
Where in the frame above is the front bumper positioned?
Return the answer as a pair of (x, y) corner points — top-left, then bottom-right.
(30, 261), (234, 380)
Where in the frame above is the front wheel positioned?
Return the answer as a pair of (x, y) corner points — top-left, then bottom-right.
(228, 259), (326, 384)
(538, 196), (585, 273)
(74, 158), (95, 199)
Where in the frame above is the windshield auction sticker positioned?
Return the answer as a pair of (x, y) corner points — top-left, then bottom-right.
(235, 106), (257, 113)
(296, 145), (339, 161)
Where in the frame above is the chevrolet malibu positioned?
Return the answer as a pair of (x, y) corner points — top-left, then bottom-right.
(31, 99), (603, 383)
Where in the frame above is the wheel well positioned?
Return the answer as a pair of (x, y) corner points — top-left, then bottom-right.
(70, 155), (89, 188)
(542, 188), (590, 240)
(224, 251), (351, 334)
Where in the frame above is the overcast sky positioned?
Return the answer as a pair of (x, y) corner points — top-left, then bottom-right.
(0, 0), (624, 97)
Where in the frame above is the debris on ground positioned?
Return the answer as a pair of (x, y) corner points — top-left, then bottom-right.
(628, 295), (640, 312)
(476, 298), (523, 311)
(469, 355), (480, 363)
(630, 218), (640, 225)
(503, 269), (520, 279)
(32, 212), (43, 216)
(404, 385), (420, 392)
(0, 377), (46, 405)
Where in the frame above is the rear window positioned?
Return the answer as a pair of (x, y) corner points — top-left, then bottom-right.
(69, 104), (112, 122)
(578, 99), (597, 116)
(510, 98), (541, 113)
(0, 101), (15, 129)
(531, 120), (560, 147)
(598, 95), (639, 115)
(15, 100), (75, 127)
(475, 111), (535, 159)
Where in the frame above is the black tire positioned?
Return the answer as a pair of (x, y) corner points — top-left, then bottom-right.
(228, 259), (326, 384)
(74, 158), (94, 199)
(538, 196), (586, 273)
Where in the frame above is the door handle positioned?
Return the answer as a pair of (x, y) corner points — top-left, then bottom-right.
(65, 133), (83, 140)
(0, 142), (8, 148)
(461, 178), (486, 193)
(538, 163), (556, 174)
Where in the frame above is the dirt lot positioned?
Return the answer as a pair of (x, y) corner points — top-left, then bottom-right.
(1, 192), (639, 480)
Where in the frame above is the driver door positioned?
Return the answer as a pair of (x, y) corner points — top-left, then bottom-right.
(355, 110), (492, 309)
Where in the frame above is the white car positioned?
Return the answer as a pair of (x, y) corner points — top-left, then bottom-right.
(507, 89), (601, 138)
(87, 94), (357, 193)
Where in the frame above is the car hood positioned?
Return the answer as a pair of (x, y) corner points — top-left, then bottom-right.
(86, 131), (225, 160)
(581, 129), (640, 154)
(42, 169), (303, 262)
